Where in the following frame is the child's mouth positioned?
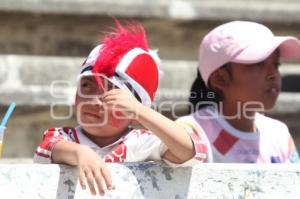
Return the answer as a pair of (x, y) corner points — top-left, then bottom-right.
(83, 111), (101, 119)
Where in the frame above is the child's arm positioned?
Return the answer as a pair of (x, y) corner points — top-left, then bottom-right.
(103, 89), (195, 163)
(34, 128), (112, 196)
(134, 105), (195, 163)
(52, 140), (113, 195)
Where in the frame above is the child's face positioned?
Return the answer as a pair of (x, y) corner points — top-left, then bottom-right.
(75, 75), (131, 138)
(224, 50), (281, 111)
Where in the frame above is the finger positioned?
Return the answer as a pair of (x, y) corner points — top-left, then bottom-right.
(93, 170), (106, 196)
(79, 168), (86, 190)
(85, 169), (97, 195)
(102, 100), (118, 112)
(102, 96), (120, 107)
(101, 165), (113, 190)
(104, 100), (128, 113)
(103, 89), (119, 97)
(102, 95), (117, 103)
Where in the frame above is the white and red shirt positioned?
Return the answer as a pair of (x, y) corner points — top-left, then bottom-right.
(34, 126), (169, 164)
(176, 106), (300, 163)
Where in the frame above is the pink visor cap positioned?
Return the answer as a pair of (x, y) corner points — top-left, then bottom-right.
(198, 21), (300, 86)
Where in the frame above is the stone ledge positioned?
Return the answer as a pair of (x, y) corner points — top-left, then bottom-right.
(0, 161), (300, 199)
(0, 0), (300, 22)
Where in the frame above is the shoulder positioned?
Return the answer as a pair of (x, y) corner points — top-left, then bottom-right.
(44, 127), (76, 135)
(42, 127), (79, 141)
(176, 108), (211, 132)
(123, 128), (163, 147)
(256, 113), (292, 143)
(176, 114), (197, 126)
(125, 128), (154, 139)
(256, 113), (289, 132)
(43, 127), (76, 133)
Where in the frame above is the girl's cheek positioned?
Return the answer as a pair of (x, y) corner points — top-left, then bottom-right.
(74, 92), (81, 105)
(75, 95), (87, 113)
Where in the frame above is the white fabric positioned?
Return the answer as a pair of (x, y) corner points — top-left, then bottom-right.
(33, 126), (170, 164)
(176, 106), (300, 163)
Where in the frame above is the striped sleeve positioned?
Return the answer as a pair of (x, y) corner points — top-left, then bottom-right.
(33, 127), (75, 163)
(176, 117), (209, 162)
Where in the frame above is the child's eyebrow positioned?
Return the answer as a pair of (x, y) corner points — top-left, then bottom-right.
(81, 77), (97, 83)
(256, 61), (265, 65)
(81, 78), (92, 82)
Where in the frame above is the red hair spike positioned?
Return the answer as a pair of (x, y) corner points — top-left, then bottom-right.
(92, 20), (149, 77)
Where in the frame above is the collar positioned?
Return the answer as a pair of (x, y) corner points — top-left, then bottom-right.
(74, 126), (126, 150)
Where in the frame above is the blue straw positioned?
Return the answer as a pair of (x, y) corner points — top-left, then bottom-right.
(0, 102), (16, 127)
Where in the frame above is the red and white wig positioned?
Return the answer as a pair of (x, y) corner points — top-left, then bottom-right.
(79, 21), (161, 107)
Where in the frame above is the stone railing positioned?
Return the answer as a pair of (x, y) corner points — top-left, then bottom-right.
(0, 160), (300, 198)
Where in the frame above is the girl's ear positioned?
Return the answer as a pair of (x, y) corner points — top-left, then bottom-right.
(209, 68), (231, 91)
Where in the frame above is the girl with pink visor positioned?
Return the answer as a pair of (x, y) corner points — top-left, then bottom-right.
(177, 21), (300, 163)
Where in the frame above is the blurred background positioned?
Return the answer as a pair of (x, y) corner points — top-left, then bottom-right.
(0, 0), (299, 158)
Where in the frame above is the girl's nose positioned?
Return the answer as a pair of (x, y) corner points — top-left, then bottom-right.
(90, 97), (103, 108)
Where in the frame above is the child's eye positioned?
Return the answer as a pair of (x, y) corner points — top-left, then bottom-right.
(80, 80), (101, 95)
(107, 82), (118, 90)
(255, 61), (264, 67)
(82, 81), (94, 88)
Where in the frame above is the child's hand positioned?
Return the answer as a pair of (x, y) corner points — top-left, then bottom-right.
(102, 89), (142, 119)
(76, 145), (113, 196)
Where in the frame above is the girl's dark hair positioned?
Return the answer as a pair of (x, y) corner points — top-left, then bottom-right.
(188, 70), (221, 113)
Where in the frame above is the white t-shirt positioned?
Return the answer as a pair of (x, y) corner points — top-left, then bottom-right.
(34, 126), (168, 164)
(176, 106), (300, 163)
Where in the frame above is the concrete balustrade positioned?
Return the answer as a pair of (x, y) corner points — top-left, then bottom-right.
(0, 161), (300, 199)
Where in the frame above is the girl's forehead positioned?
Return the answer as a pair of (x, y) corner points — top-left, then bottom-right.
(81, 75), (99, 81)
(80, 75), (106, 84)
(81, 75), (97, 81)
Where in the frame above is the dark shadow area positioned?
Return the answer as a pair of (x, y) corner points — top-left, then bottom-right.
(282, 75), (300, 92)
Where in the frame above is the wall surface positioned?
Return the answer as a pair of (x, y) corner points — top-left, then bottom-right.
(0, 161), (300, 198)
(0, 0), (299, 159)
(0, 55), (300, 158)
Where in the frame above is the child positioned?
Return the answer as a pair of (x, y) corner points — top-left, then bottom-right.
(177, 21), (300, 163)
(34, 21), (195, 196)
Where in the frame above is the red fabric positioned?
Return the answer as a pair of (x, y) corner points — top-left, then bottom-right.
(39, 128), (64, 151)
(125, 54), (158, 101)
(62, 127), (79, 143)
(93, 21), (148, 77)
(104, 143), (127, 162)
(36, 127), (75, 155)
(189, 132), (208, 161)
(213, 129), (239, 155)
(34, 151), (50, 158)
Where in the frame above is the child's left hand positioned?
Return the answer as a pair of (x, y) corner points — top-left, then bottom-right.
(102, 89), (142, 119)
